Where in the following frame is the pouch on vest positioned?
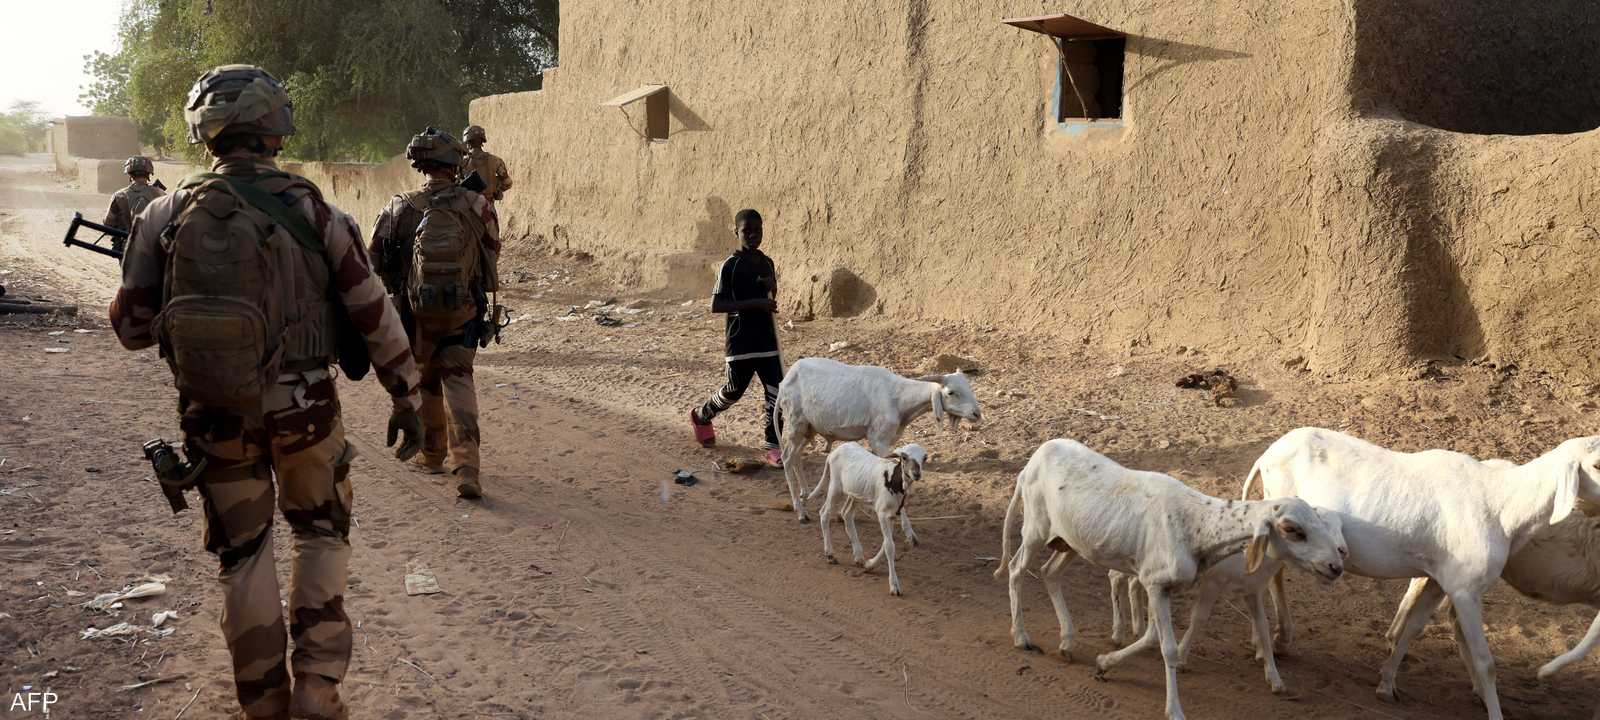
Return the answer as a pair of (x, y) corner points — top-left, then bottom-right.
(155, 178), (293, 414)
(406, 188), (481, 332)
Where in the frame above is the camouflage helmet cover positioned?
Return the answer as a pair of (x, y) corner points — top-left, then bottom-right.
(123, 156), (154, 176)
(183, 64), (295, 145)
(407, 127), (466, 168)
(462, 124), (487, 143)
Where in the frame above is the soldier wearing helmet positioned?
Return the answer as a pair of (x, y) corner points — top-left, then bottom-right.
(109, 64), (424, 720)
(459, 124), (513, 202)
(102, 156), (164, 246)
(369, 127), (501, 500)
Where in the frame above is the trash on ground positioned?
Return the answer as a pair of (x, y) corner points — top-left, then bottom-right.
(44, 347), (70, 353)
(405, 570), (443, 596)
(81, 623), (142, 640)
(828, 341), (852, 352)
(594, 315), (623, 327)
(119, 674), (186, 692)
(717, 457), (764, 475)
(1176, 368), (1239, 406)
(85, 576), (172, 611)
(151, 610), (179, 627)
(673, 470), (698, 487)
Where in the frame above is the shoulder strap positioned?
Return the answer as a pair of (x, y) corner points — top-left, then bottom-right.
(180, 172), (324, 254)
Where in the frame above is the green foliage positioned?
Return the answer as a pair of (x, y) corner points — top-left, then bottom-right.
(0, 101), (51, 155)
(83, 0), (557, 162)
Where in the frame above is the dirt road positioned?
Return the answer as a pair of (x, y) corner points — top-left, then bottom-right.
(2, 153), (1597, 719)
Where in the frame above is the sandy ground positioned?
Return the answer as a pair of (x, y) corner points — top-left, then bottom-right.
(2, 152), (1598, 719)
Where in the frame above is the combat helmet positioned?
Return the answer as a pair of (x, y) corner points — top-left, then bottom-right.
(406, 127), (466, 169)
(183, 65), (295, 145)
(123, 156), (154, 177)
(462, 125), (487, 144)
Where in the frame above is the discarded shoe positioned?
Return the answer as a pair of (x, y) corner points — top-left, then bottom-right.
(765, 448), (784, 468)
(718, 457), (765, 475)
(455, 467), (483, 499)
(289, 674), (347, 720)
(690, 409), (716, 447)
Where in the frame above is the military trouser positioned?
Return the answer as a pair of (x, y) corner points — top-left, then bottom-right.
(414, 331), (480, 473)
(182, 369), (355, 718)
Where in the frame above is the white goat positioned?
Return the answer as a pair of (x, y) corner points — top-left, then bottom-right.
(1242, 427), (1600, 720)
(776, 357), (980, 523)
(1105, 507), (1346, 695)
(805, 442), (927, 596)
(995, 439), (1346, 720)
(1385, 458), (1600, 688)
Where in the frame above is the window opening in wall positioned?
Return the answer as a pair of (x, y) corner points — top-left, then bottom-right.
(1055, 37), (1124, 121)
(601, 84), (670, 141)
(1003, 12), (1127, 124)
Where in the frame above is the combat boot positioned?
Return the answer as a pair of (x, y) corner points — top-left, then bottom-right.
(455, 467), (482, 499)
(288, 674), (347, 720)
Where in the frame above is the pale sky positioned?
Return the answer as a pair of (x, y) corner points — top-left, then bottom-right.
(0, 0), (126, 117)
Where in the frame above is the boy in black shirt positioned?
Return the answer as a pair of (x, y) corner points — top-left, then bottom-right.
(690, 208), (785, 466)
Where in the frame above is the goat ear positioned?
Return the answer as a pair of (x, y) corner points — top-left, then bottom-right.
(1552, 459), (1582, 524)
(930, 385), (946, 428)
(1245, 525), (1270, 574)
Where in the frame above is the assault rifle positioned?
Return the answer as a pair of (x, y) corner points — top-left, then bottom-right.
(62, 212), (127, 260)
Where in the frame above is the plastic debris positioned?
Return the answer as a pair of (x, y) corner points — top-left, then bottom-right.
(44, 347), (70, 353)
(828, 341), (852, 352)
(85, 576), (172, 611)
(405, 570), (443, 596)
(594, 315), (623, 327)
(151, 610), (179, 627)
(81, 623), (141, 640)
(672, 470), (698, 487)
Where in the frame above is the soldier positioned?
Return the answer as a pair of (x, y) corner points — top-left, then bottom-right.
(110, 65), (423, 720)
(103, 155), (165, 251)
(370, 127), (501, 499)
(460, 124), (512, 202)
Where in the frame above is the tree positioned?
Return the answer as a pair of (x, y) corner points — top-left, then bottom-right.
(82, 0), (557, 162)
(0, 101), (52, 155)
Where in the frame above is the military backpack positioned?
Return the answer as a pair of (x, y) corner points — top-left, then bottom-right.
(404, 186), (484, 333)
(155, 172), (330, 413)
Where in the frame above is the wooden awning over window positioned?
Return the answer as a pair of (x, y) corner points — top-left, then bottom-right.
(1001, 12), (1124, 40)
(601, 84), (668, 107)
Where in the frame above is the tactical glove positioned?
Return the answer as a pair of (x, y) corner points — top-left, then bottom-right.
(387, 406), (423, 461)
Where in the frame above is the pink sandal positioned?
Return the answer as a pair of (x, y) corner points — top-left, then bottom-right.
(690, 410), (716, 447)
(765, 448), (783, 468)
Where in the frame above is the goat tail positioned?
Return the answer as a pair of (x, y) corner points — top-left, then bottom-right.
(805, 453), (831, 502)
(1241, 458), (1266, 501)
(993, 472), (1024, 582)
(1540, 608), (1600, 679)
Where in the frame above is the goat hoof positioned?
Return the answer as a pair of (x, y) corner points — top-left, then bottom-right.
(1269, 683), (1287, 696)
(825, 554), (838, 565)
(908, 536), (920, 547)
(1092, 668), (1109, 683)
(797, 514), (811, 524)
(890, 587), (903, 597)
(1058, 649), (1073, 664)
(1376, 686), (1402, 704)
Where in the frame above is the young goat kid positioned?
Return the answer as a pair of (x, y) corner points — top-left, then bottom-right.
(1243, 428), (1600, 720)
(995, 439), (1346, 720)
(776, 357), (980, 522)
(1106, 507), (1346, 696)
(808, 442), (928, 596)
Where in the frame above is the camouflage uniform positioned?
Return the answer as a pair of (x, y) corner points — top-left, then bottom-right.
(111, 156), (421, 718)
(369, 177), (501, 482)
(102, 181), (164, 235)
(460, 126), (512, 203)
